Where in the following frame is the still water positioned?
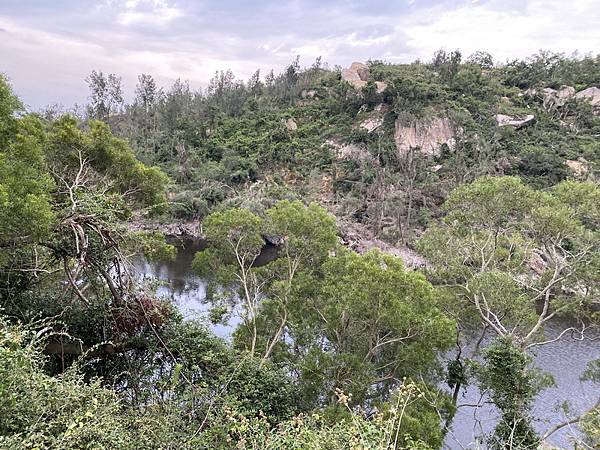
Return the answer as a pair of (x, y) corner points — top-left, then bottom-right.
(133, 237), (599, 449)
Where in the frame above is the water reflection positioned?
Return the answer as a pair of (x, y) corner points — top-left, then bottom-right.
(445, 322), (599, 449)
(132, 236), (278, 336)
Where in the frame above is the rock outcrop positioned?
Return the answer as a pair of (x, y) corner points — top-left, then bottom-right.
(341, 62), (387, 93)
(495, 114), (535, 129)
(575, 86), (600, 114)
(359, 103), (388, 133)
(542, 85), (575, 107)
(326, 139), (372, 163)
(338, 220), (429, 269)
(394, 117), (456, 156)
(342, 62), (368, 89)
(360, 117), (384, 133)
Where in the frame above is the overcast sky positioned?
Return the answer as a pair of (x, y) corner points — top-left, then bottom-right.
(1, 0), (599, 109)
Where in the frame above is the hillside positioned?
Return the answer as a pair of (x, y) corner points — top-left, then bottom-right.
(101, 52), (600, 255)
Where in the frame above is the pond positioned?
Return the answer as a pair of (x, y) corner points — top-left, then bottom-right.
(133, 237), (599, 449)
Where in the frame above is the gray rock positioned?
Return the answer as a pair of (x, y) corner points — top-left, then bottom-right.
(285, 117), (298, 131)
(543, 85), (575, 108)
(495, 114), (535, 129)
(575, 86), (600, 114)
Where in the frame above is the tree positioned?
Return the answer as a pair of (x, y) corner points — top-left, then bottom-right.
(268, 248), (454, 408)
(0, 77), (171, 382)
(86, 70), (124, 122)
(135, 73), (159, 114)
(194, 201), (338, 358)
(193, 207), (266, 355)
(418, 176), (600, 444)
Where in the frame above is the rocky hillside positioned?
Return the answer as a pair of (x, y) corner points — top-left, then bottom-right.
(105, 51), (599, 258)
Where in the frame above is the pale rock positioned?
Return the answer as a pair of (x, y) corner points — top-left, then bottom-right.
(341, 62), (386, 91)
(375, 81), (387, 93)
(326, 139), (372, 162)
(431, 164), (443, 172)
(360, 117), (384, 133)
(350, 62), (369, 81)
(359, 103), (388, 133)
(565, 159), (588, 178)
(495, 114), (535, 129)
(543, 85), (575, 108)
(394, 117), (457, 156)
(285, 118), (298, 131)
(341, 66), (367, 90)
(575, 86), (600, 114)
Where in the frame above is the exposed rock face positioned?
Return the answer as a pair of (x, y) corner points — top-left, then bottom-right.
(394, 117), (456, 156)
(326, 139), (372, 162)
(495, 114), (535, 129)
(575, 86), (600, 114)
(338, 220), (429, 269)
(341, 62), (387, 92)
(360, 117), (384, 133)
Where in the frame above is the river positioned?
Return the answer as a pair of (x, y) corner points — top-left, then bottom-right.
(132, 237), (599, 449)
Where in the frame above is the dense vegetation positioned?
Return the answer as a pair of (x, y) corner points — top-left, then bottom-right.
(1, 50), (599, 449)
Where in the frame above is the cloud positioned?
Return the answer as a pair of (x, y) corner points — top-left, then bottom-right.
(111, 0), (184, 27)
(0, 0), (598, 109)
(402, 0), (600, 62)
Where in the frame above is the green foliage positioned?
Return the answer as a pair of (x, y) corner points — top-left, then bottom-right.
(0, 115), (55, 247)
(274, 249), (454, 408)
(0, 319), (141, 449)
(126, 231), (176, 261)
(479, 338), (540, 449)
(514, 146), (569, 188)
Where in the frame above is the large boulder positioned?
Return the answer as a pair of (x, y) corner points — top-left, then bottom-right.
(394, 117), (456, 156)
(350, 62), (369, 81)
(341, 62), (387, 92)
(495, 114), (535, 129)
(575, 86), (600, 114)
(542, 85), (575, 107)
(341, 63), (367, 90)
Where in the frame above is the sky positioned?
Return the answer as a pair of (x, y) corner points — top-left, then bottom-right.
(1, 0), (599, 109)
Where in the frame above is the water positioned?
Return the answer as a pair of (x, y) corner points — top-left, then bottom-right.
(133, 238), (599, 449)
(444, 323), (599, 449)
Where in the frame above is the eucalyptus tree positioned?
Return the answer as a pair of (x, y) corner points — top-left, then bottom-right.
(193, 201), (337, 357)
(418, 175), (600, 446)
(86, 70), (124, 123)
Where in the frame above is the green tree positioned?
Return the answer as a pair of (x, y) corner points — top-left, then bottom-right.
(418, 176), (600, 444)
(275, 248), (454, 408)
